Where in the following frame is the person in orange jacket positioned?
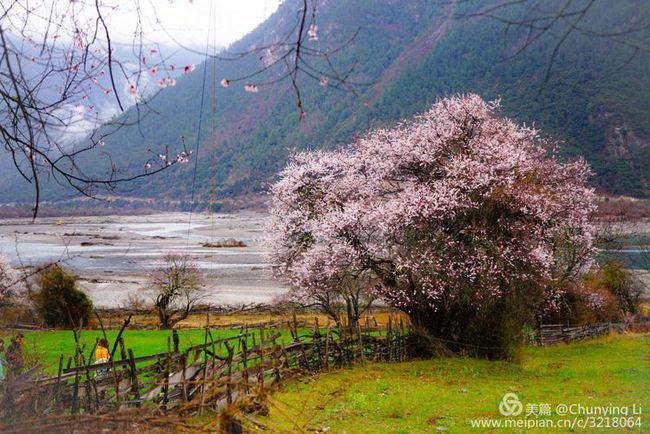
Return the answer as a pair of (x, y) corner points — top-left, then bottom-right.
(95, 338), (110, 376)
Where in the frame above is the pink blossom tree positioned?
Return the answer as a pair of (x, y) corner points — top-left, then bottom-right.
(270, 94), (596, 358)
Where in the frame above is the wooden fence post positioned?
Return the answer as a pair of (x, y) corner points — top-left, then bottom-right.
(324, 321), (332, 371)
(119, 338), (127, 361)
(258, 327), (265, 386)
(242, 338), (249, 394)
(127, 349), (140, 406)
(54, 354), (63, 406)
(199, 327), (209, 416)
(272, 334), (281, 383)
(70, 332), (84, 415)
(387, 317), (393, 362)
(207, 329), (218, 372)
(225, 341), (234, 405)
(71, 359), (80, 413)
(180, 352), (188, 403)
(357, 320), (365, 365)
(82, 340), (100, 414)
(397, 318), (406, 362)
(162, 337), (171, 411)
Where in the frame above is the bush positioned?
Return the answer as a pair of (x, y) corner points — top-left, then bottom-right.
(31, 265), (93, 328)
(409, 287), (538, 360)
(562, 284), (621, 325)
(543, 263), (635, 325)
(121, 291), (150, 311)
(599, 262), (640, 314)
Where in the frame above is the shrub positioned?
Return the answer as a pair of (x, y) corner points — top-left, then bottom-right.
(121, 291), (150, 311)
(31, 265), (93, 328)
(543, 264), (631, 325)
(598, 262), (641, 314)
(565, 284), (621, 325)
(408, 286), (537, 360)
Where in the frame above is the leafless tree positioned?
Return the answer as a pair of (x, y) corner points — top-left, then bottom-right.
(0, 0), (359, 219)
(150, 253), (205, 329)
(279, 273), (377, 335)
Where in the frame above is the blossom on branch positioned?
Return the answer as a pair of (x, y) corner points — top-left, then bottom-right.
(308, 24), (318, 41)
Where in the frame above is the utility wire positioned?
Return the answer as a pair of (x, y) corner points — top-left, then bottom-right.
(186, 1), (214, 248)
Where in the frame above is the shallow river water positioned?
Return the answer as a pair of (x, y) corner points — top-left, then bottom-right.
(0, 212), (285, 308)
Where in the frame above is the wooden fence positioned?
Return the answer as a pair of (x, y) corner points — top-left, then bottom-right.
(534, 322), (614, 346)
(1, 315), (408, 422)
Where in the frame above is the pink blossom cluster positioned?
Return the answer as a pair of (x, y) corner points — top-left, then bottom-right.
(269, 94), (596, 312)
(583, 290), (607, 311)
(541, 288), (565, 315)
(308, 24), (318, 41)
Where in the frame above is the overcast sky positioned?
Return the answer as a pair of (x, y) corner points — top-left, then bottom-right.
(9, 0), (280, 50)
(108, 0), (281, 49)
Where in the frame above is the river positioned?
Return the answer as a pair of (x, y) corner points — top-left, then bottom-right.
(0, 212), (285, 308)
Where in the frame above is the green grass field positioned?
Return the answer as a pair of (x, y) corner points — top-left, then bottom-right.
(18, 328), (304, 373)
(254, 334), (649, 433)
(10, 330), (649, 432)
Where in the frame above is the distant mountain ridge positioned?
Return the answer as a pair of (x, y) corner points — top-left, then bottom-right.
(1, 0), (649, 205)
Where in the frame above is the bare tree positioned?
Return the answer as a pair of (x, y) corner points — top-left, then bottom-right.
(275, 271), (377, 335)
(0, 1), (188, 219)
(150, 253), (205, 329)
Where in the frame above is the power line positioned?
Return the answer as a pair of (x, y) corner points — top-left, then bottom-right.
(185, 0), (214, 248)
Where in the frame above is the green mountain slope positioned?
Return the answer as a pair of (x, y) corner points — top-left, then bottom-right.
(2, 0), (649, 205)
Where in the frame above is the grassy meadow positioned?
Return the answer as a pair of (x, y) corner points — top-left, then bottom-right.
(10, 310), (403, 373)
(17, 328), (304, 374)
(4, 326), (648, 433)
(252, 334), (649, 433)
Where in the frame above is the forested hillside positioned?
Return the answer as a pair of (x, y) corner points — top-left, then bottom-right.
(2, 0), (648, 205)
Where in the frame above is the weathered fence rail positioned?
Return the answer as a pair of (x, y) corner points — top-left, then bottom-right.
(534, 322), (614, 346)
